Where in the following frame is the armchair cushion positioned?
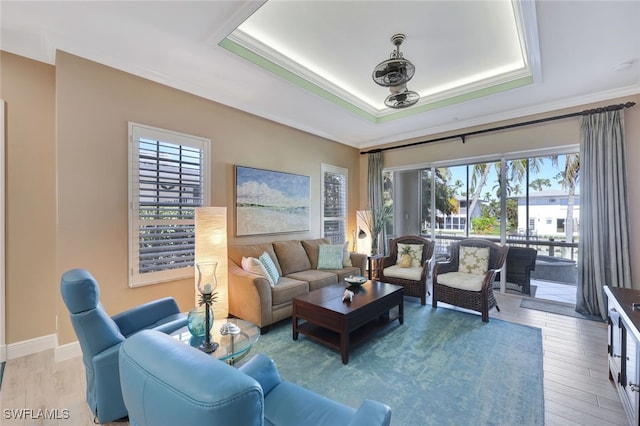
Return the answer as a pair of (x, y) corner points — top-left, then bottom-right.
(264, 381), (356, 425)
(436, 272), (485, 291)
(382, 265), (423, 281)
(459, 246), (489, 275)
(348, 400), (393, 426)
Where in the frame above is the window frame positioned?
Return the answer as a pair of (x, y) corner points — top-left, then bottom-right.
(128, 122), (210, 288)
(321, 163), (348, 245)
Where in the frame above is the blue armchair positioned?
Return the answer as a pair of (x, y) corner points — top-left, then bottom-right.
(60, 268), (187, 424)
(119, 329), (392, 426)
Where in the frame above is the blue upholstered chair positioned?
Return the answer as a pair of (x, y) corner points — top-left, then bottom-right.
(60, 268), (187, 424)
(119, 329), (392, 426)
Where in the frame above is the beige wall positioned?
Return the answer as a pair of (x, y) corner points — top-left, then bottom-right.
(0, 52), (57, 344)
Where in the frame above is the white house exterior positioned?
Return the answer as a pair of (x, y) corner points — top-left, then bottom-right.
(515, 189), (580, 239)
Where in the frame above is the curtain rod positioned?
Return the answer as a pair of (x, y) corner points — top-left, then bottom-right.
(360, 101), (636, 155)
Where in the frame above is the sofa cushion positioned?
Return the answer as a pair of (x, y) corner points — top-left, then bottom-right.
(259, 252), (280, 285)
(271, 277), (309, 306)
(329, 266), (362, 282)
(286, 270), (337, 291)
(317, 244), (345, 269)
(229, 243), (282, 275)
(273, 240), (312, 275)
(300, 238), (331, 269)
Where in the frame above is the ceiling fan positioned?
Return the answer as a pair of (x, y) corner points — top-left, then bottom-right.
(372, 34), (420, 109)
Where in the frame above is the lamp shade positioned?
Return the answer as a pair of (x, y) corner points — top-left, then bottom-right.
(195, 207), (228, 318)
(356, 210), (372, 255)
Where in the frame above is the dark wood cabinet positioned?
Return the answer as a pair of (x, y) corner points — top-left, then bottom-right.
(605, 286), (640, 425)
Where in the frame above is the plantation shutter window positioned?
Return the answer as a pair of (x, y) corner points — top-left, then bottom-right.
(322, 164), (348, 244)
(128, 123), (210, 287)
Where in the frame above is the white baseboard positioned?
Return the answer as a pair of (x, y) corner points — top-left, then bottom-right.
(6, 334), (57, 360)
(54, 341), (81, 362)
(4, 335), (81, 362)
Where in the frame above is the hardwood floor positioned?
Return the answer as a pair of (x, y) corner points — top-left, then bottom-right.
(0, 294), (627, 425)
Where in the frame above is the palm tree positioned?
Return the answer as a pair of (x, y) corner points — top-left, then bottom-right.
(468, 158), (543, 230)
(552, 153), (580, 243)
(530, 178), (551, 191)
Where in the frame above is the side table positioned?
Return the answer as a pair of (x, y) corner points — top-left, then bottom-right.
(367, 254), (385, 280)
(171, 317), (260, 365)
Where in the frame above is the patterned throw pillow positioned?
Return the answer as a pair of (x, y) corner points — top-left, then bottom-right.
(458, 246), (489, 275)
(259, 252), (280, 285)
(317, 244), (345, 269)
(396, 243), (423, 268)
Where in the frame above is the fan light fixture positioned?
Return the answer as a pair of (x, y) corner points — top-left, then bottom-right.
(372, 33), (419, 109)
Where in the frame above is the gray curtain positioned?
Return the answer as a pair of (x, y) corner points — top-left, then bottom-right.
(368, 151), (384, 252)
(576, 108), (632, 319)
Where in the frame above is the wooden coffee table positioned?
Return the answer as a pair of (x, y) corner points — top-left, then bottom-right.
(292, 280), (403, 364)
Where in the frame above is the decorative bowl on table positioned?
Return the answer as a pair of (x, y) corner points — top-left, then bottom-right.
(344, 275), (367, 286)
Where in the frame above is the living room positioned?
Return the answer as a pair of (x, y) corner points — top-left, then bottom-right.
(2, 1), (640, 425)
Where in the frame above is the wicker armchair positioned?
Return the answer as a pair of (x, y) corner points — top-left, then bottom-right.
(378, 236), (435, 305)
(432, 239), (508, 322)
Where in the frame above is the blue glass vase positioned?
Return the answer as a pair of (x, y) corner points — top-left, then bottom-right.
(187, 305), (214, 337)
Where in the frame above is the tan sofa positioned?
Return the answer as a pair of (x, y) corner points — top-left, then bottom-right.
(228, 238), (366, 332)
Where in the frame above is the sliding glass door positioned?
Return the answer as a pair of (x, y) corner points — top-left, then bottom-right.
(407, 149), (579, 303)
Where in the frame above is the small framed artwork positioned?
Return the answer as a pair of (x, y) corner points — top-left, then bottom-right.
(235, 165), (310, 236)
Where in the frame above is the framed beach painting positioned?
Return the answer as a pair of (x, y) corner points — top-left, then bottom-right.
(235, 165), (310, 236)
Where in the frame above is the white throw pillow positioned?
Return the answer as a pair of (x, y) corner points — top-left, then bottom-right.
(241, 256), (274, 286)
(343, 241), (353, 267)
(259, 252), (280, 285)
(458, 246), (489, 275)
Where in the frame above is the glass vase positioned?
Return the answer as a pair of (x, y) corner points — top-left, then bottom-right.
(187, 305), (214, 337)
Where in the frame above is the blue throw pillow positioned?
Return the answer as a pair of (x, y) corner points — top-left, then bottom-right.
(259, 252), (280, 285)
(317, 244), (345, 270)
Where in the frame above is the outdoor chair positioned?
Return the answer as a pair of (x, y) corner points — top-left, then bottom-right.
(494, 246), (537, 295)
(378, 235), (435, 305)
(432, 238), (508, 322)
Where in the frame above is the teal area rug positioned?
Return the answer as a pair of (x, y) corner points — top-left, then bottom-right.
(520, 298), (604, 322)
(250, 303), (544, 426)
